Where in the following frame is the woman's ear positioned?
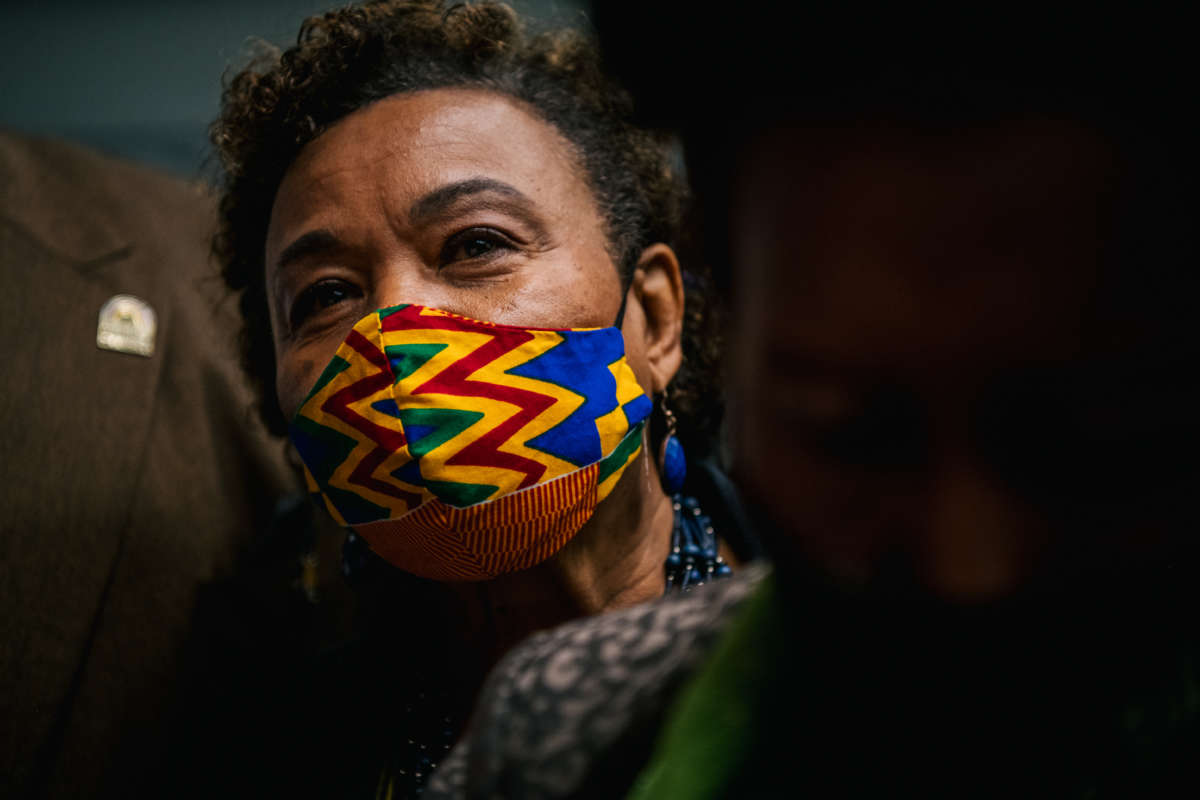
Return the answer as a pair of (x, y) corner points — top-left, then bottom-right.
(630, 243), (685, 394)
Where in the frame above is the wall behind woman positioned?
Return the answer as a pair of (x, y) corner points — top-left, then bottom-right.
(0, 0), (590, 178)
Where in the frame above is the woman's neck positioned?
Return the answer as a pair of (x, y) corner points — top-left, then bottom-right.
(550, 450), (675, 612)
(436, 450), (674, 675)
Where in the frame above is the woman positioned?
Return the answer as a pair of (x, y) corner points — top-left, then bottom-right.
(207, 1), (751, 796)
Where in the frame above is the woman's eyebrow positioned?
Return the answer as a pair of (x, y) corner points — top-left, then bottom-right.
(408, 177), (538, 226)
(275, 228), (342, 274)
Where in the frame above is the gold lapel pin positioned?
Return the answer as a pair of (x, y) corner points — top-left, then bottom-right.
(96, 294), (157, 358)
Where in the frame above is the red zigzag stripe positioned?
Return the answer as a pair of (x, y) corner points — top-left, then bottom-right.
(385, 306), (558, 488)
(321, 328), (422, 508)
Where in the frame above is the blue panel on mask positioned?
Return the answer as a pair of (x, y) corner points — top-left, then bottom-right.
(371, 398), (403, 418)
(390, 458), (425, 488)
(403, 423), (436, 445)
(509, 328), (626, 466)
(622, 394), (654, 427)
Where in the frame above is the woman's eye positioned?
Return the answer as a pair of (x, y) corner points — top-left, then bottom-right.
(289, 279), (363, 331)
(439, 228), (516, 266)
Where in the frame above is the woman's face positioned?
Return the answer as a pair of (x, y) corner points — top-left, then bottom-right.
(265, 88), (634, 420)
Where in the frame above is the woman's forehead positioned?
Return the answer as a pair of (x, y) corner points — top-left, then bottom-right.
(266, 89), (591, 245)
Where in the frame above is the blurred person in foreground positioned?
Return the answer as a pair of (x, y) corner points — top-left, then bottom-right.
(0, 132), (301, 798)
(426, 6), (1199, 797)
(193, 2), (752, 796)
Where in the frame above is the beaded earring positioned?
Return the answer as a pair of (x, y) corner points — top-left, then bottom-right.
(657, 394), (687, 495)
(657, 394), (733, 593)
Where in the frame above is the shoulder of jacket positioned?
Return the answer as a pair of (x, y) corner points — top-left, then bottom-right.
(0, 130), (214, 264)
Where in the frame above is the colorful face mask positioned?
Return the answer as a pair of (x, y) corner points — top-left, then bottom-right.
(290, 303), (653, 581)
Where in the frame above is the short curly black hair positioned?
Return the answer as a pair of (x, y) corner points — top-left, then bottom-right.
(211, 0), (722, 454)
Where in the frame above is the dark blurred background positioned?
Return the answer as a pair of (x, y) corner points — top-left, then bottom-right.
(0, 0), (590, 178)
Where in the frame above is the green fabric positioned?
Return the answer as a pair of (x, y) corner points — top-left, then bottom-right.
(626, 574), (786, 800)
(384, 341), (447, 383)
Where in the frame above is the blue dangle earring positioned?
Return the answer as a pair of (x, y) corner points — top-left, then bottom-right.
(658, 398), (687, 496)
(659, 394), (732, 594)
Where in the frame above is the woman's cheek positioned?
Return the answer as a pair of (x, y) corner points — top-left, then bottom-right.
(276, 354), (321, 421)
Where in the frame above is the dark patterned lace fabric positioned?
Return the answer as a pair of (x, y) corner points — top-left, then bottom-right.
(424, 567), (768, 799)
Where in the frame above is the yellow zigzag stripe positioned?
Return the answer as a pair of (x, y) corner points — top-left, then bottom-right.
(301, 314), (430, 518)
(380, 323), (588, 492)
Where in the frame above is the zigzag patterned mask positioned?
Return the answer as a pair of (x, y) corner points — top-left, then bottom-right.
(290, 303), (653, 581)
